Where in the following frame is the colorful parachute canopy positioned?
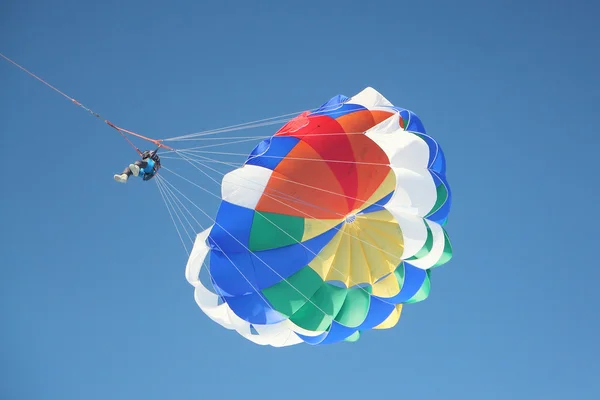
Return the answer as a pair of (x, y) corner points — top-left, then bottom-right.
(185, 87), (452, 346)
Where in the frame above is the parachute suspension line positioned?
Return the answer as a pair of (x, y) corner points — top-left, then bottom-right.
(164, 151), (403, 230)
(176, 148), (392, 167)
(158, 172), (336, 320)
(155, 178), (190, 256)
(170, 135), (271, 141)
(158, 176), (206, 232)
(181, 153), (364, 217)
(164, 118), (295, 142)
(161, 97), (357, 142)
(176, 151), (375, 207)
(175, 150), (340, 215)
(159, 173), (211, 239)
(158, 165), (292, 321)
(169, 151), (352, 216)
(162, 132), (386, 151)
(166, 153), (398, 300)
(176, 153), (337, 218)
(157, 175), (208, 255)
(167, 132), (390, 143)
(171, 152), (421, 235)
(169, 155), (381, 301)
(169, 155), (380, 294)
(171, 151), (409, 265)
(163, 151), (407, 224)
(159, 179), (196, 245)
(161, 136), (271, 153)
(0, 52), (172, 155)
(157, 155), (241, 167)
(156, 174), (300, 317)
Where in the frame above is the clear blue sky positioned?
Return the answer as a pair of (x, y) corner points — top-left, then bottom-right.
(2, 0), (599, 399)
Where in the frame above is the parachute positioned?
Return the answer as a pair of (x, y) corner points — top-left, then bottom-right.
(184, 87), (453, 346)
(2, 53), (453, 346)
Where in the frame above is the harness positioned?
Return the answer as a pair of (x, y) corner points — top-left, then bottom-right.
(141, 149), (162, 180)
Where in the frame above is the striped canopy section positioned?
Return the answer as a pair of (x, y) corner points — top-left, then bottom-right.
(185, 87), (453, 346)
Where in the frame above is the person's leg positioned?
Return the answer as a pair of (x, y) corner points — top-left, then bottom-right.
(114, 165), (132, 183)
(121, 166), (134, 176)
(129, 160), (148, 177)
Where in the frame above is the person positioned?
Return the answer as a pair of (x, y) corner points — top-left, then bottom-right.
(114, 149), (161, 183)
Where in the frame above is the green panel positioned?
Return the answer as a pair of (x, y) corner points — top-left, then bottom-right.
(406, 269), (431, 303)
(394, 263), (406, 291)
(344, 331), (361, 342)
(433, 229), (453, 268)
(289, 284), (348, 332)
(262, 266), (323, 317)
(249, 211), (305, 251)
(426, 182), (449, 217)
(334, 287), (371, 327)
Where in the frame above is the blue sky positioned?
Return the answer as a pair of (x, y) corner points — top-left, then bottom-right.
(1, 0), (599, 399)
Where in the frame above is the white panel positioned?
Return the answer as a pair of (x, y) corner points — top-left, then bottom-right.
(221, 165), (273, 209)
(408, 220), (446, 270)
(385, 210), (427, 260)
(347, 86), (394, 108)
(365, 113), (430, 170)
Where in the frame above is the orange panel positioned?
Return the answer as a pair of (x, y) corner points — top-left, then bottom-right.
(256, 140), (349, 219)
(370, 110), (396, 127)
(335, 110), (376, 134)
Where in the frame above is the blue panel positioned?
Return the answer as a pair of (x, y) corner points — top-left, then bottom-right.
(296, 330), (328, 345)
(209, 201), (255, 253)
(317, 321), (357, 345)
(406, 110), (427, 134)
(224, 292), (287, 325)
(209, 250), (258, 297)
(431, 143), (447, 175)
(375, 262), (426, 304)
(250, 223), (343, 289)
(311, 94), (348, 115)
(310, 103), (367, 120)
(359, 191), (394, 215)
(399, 109), (410, 127)
(246, 138), (270, 161)
(356, 296), (396, 330)
(245, 136), (300, 170)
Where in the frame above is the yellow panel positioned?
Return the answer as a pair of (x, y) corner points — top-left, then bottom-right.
(357, 209), (397, 223)
(326, 228), (351, 284)
(371, 271), (401, 298)
(374, 304), (403, 329)
(306, 203), (404, 292)
(358, 223), (402, 271)
(348, 232), (372, 286)
(357, 169), (396, 212)
(307, 230), (343, 280)
(357, 228), (397, 281)
(303, 217), (344, 241)
(359, 218), (402, 241)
